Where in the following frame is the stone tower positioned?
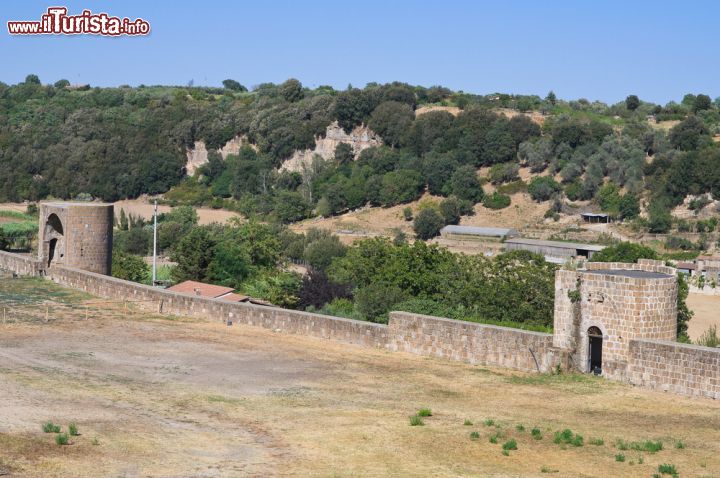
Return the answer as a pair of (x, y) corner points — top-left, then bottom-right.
(552, 259), (677, 380)
(38, 202), (114, 275)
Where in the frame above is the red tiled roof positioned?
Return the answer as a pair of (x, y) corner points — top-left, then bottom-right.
(676, 262), (697, 270)
(220, 292), (249, 302)
(167, 280), (235, 299)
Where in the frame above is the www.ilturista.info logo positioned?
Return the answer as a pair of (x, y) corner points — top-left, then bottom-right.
(7, 7), (150, 36)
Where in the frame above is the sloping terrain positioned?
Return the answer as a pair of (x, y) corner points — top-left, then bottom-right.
(0, 276), (718, 477)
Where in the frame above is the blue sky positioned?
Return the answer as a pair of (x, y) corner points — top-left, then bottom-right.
(2, 0), (718, 104)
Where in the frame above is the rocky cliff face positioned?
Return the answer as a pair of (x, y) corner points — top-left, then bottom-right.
(185, 135), (251, 176)
(185, 122), (381, 175)
(279, 121), (381, 172)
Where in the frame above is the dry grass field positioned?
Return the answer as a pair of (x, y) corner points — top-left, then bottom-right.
(0, 276), (718, 477)
(687, 293), (720, 341)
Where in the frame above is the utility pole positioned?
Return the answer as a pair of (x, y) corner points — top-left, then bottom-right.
(152, 200), (158, 286)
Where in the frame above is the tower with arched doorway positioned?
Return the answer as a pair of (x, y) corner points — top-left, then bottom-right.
(552, 259), (678, 380)
(38, 202), (114, 275)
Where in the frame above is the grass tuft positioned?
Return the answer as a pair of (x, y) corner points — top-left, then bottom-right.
(502, 439), (518, 451)
(615, 454), (625, 462)
(417, 408), (432, 417)
(541, 466), (559, 473)
(501, 449), (510, 456)
(589, 437), (604, 446)
(657, 463), (678, 477)
(674, 440), (684, 449)
(409, 415), (424, 426)
(516, 424), (525, 432)
(531, 427), (542, 440)
(68, 422), (79, 436)
(42, 422), (61, 433)
(484, 418), (495, 427)
(553, 429), (583, 447)
(55, 433), (69, 446)
(469, 431), (480, 440)
(463, 419), (473, 426)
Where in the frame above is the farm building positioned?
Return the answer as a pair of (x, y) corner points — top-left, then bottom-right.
(581, 212), (610, 223)
(504, 238), (605, 263)
(439, 225), (519, 240)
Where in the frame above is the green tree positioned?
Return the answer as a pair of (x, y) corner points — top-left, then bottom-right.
(648, 201), (672, 233)
(206, 240), (252, 288)
(355, 283), (406, 323)
(54, 79), (70, 89)
(450, 165), (484, 203)
(693, 94), (712, 113)
(170, 227), (216, 282)
(379, 170), (423, 205)
(439, 197), (463, 225)
(222, 79), (247, 92)
(669, 116), (710, 151)
(625, 95), (640, 111)
(280, 78), (304, 102)
(334, 143), (354, 165)
(528, 176), (561, 202)
(545, 91), (557, 106)
(304, 235), (347, 271)
(413, 208), (445, 239)
(368, 101), (415, 147)
(111, 251), (149, 282)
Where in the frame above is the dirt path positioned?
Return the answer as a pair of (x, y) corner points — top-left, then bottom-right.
(0, 277), (719, 477)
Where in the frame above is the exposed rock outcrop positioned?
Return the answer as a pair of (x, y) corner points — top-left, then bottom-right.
(279, 121), (381, 172)
(185, 135), (253, 176)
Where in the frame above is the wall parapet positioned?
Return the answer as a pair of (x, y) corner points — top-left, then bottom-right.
(387, 311), (555, 373)
(0, 250), (42, 276)
(627, 339), (720, 399)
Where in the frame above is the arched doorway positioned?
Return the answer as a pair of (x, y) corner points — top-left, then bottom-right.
(44, 213), (64, 267)
(587, 326), (603, 375)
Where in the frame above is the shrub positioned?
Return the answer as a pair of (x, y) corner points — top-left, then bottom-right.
(489, 434), (499, 444)
(615, 454), (625, 462)
(42, 422), (61, 433)
(68, 423), (79, 436)
(489, 162), (520, 185)
(469, 431), (480, 440)
(417, 408), (432, 417)
(413, 208), (445, 240)
(483, 192), (511, 209)
(531, 428), (542, 440)
(657, 463), (678, 476)
(528, 177), (561, 202)
(55, 433), (69, 445)
(697, 325), (719, 347)
(409, 415), (424, 426)
(553, 429), (583, 447)
(439, 197), (463, 225)
(402, 207), (413, 221)
(502, 439), (518, 451)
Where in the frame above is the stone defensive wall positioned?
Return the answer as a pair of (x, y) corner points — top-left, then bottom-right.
(387, 312), (557, 372)
(627, 339), (720, 400)
(1, 251), (719, 398)
(0, 250), (42, 276)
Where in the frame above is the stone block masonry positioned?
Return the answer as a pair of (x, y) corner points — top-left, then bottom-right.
(628, 339), (720, 400)
(388, 312), (556, 372)
(1, 251), (719, 399)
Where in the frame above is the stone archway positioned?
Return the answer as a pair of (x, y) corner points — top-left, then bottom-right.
(44, 213), (64, 267)
(587, 326), (603, 375)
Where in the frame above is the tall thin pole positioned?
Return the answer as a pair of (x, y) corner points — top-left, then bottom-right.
(152, 200), (158, 286)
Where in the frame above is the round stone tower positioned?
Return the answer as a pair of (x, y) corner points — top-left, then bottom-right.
(553, 259), (677, 380)
(38, 202), (114, 275)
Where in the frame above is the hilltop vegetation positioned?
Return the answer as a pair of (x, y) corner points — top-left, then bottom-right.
(3, 75), (720, 236)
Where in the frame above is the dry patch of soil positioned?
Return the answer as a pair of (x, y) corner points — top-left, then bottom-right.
(0, 276), (718, 477)
(687, 293), (720, 341)
(113, 198), (241, 226)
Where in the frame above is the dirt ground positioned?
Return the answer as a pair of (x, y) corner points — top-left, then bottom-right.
(0, 277), (719, 477)
(687, 293), (720, 341)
